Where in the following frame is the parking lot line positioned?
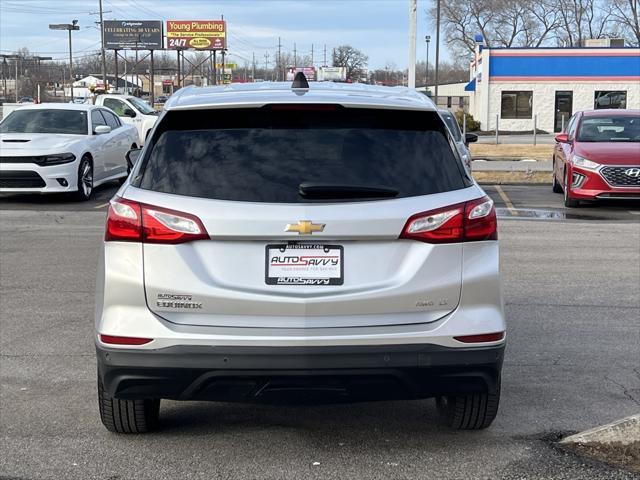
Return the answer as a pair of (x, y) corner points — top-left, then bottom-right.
(494, 185), (518, 216)
(94, 202), (110, 209)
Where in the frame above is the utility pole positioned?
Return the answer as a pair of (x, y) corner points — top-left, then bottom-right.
(252, 52), (255, 81)
(323, 44), (327, 67)
(264, 52), (269, 75)
(435, 0), (441, 102)
(293, 43), (297, 68)
(13, 57), (19, 102)
(408, 0), (417, 89)
(221, 49), (226, 83)
(98, 0), (106, 86)
(212, 50), (216, 85)
(277, 37), (282, 81)
(311, 44), (314, 67)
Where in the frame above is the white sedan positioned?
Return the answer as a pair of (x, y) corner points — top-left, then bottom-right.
(0, 103), (138, 200)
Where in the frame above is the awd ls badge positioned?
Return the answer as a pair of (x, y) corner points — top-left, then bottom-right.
(285, 220), (325, 235)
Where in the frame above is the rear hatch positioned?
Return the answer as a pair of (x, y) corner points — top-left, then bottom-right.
(130, 105), (475, 328)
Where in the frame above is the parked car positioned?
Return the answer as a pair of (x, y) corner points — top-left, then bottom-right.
(155, 95), (169, 104)
(95, 81), (505, 434)
(18, 96), (34, 104)
(438, 108), (478, 172)
(0, 103), (138, 200)
(90, 94), (159, 145)
(552, 109), (640, 207)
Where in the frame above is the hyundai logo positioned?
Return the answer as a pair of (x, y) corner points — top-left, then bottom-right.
(624, 168), (640, 178)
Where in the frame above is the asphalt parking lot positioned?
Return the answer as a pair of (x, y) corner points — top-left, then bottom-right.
(1, 186), (639, 479)
(1, 182), (639, 221)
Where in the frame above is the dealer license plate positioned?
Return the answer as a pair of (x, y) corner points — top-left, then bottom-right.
(265, 243), (343, 286)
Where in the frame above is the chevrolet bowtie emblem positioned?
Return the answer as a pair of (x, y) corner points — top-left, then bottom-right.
(284, 220), (325, 235)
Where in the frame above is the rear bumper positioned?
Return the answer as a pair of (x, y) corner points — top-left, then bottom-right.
(97, 343), (504, 402)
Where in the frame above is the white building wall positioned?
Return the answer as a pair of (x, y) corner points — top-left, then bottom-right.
(488, 81), (640, 132)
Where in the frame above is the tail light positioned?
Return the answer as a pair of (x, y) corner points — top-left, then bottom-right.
(105, 197), (209, 244)
(400, 196), (497, 244)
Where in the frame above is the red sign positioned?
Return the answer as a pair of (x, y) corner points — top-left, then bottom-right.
(166, 20), (226, 50)
(286, 67), (316, 82)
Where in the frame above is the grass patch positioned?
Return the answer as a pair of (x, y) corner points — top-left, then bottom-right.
(471, 144), (554, 161)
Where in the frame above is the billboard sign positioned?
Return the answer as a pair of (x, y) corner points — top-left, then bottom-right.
(318, 66), (347, 81)
(166, 20), (226, 50)
(286, 67), (316, 82)
(103, 20), (163, 50)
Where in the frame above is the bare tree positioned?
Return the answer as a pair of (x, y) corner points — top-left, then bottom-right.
(332, 45), (368, 81)
(433, 0), (618, 59)
(611, 0), (640, 45)
(526, 1), (562, 47)
(555, 0), (613, 46)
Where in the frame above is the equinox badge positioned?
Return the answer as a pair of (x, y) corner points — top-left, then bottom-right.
(284, 220), (325, 235)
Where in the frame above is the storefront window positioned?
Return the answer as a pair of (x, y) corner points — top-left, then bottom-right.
(501, 91), (533, 119)
(594, 91), (627, 109)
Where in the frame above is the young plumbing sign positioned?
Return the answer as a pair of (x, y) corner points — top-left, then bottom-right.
(166, 20), (227, 50)
(103, 20), (163, 50)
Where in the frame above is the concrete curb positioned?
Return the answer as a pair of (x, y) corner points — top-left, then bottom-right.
(560, 414), (640, 447)
(473, 171), (550, 184)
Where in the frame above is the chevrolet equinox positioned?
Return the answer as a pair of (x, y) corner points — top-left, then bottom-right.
(95, 77), (505, 433)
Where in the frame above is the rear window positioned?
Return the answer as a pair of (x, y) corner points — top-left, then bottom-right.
(136, 106), (470, 203)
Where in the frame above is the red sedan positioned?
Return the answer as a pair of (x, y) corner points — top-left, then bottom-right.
(552, 109), (640, 207)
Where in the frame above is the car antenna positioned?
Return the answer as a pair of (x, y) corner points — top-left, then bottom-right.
(291, 71), (309, 89)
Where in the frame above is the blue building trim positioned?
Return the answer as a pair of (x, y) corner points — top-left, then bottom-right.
(490, 55), (640, 77)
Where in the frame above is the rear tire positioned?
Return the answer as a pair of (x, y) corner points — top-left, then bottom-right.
(436, 381), (501, 430)
(552, 160), (563, 193)
(98, 376), (160, 434)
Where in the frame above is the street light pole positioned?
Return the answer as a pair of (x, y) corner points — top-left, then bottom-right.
(68, 29), (74, 100)
(49, 20), (79, 101)
(98, 0), (107, 87)
(434, 0), (441, 103)
(408, 0), (417, 89)
(425, 35), (430, 91)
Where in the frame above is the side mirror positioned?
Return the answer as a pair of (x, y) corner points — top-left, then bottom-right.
(124, 108), (136, 118)
(93, 125), (111, 135)
(125, 148), (142, 170)
(464, 133), (478, 146)
(555, 132), (570, 143)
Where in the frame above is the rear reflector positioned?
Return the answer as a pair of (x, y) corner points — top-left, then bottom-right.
(105, 197), (209, 244)
(99, 334), (153, 345)
(454, 332), (505, 343)
(400, 195), (497, 244)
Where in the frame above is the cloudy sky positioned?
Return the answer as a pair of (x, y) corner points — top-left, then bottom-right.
(0, 0), (447, 69)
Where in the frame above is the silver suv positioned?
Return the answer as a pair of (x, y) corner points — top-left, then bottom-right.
(95, 79), (505, 434)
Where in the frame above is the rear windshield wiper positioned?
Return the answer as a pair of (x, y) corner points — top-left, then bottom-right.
(299, 182), (399, 199)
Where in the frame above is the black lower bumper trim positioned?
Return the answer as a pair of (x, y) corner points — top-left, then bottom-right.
(97, 344), (504, 403)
